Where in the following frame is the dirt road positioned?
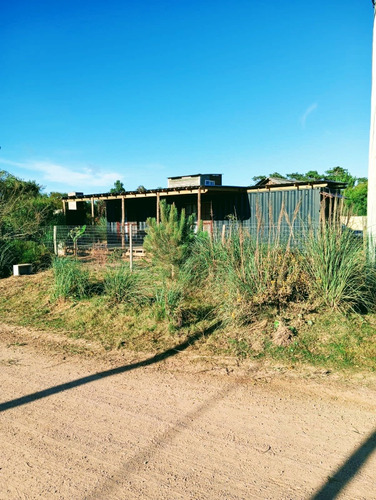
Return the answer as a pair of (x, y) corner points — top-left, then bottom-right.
(1, 323), (376, 499)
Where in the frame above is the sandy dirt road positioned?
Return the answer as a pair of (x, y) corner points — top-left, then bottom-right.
(0, 323), (376, 500)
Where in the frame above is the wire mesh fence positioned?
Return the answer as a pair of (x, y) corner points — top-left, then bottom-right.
(41, 222), (147, 257)
(211, 220), (313, 246)
(41, 219), (319, 259)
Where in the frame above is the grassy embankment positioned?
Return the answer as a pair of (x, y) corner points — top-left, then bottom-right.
(1, 211), (376, 373)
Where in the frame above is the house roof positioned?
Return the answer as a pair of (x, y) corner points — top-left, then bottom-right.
(253, 177), (295, 186)
(62, 184), (247, 202)
(62, 177), (347, 202)
(251, 177), (347, 190)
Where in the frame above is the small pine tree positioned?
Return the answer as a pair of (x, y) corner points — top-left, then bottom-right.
(143, 201), (195, 278)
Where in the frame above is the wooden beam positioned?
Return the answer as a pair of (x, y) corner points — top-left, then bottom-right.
(62, 187), (217, 203)
(197, 187), (202, 224)
(121, 197), (125, 249)
(156, 192), (160, 224)
(91, 198), (95, 224)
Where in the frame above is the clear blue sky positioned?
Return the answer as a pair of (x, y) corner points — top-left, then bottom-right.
(0, 0), (373, 194)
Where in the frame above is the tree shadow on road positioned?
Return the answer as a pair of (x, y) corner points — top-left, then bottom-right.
(0, 322), (220, 413)
(311, 429), (376, 499)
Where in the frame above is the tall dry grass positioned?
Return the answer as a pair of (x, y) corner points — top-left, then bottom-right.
(186, 201), (376, 323)
(51, 257), (91, 300)
(303, 216), (375, 311)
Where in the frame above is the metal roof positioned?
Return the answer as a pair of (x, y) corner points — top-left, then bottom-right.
(250, 178), (347, 190)
(62, 178), (347, 202)
(62, 184), (247, 201)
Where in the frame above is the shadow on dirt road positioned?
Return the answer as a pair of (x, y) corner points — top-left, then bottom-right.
(311, 429), (376, 499)
(0, 323), (219, 413)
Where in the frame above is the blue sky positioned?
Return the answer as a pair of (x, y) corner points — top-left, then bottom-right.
(0, 0), (373, 194)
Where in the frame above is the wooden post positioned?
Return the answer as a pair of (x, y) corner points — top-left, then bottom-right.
(209, 220), (213, 240)
(121, 197), (125, 249)
(156, 192), (160, 224)
(91, 198), (95, 224)
(197, 187), (202, 224)
(221, 224), (226, 244)
(62, 200), (66, 216)
(129, 223), (133, 272)
(53, 226), (57, 255)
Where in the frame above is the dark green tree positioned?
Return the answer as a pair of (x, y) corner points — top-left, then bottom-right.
(286, 170), (323, 181)
(325, 166), (356, 187)
(269, 172), (286, 179)
(286, 172), (307, 181)
(110, 180), (125, 193)
(344, 181), (368, 216)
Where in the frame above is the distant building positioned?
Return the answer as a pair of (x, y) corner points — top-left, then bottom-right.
(62, 174), (346, 235)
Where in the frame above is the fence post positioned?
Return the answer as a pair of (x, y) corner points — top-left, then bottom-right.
(129, 223), (133, 272)
(91, 198), (95, 224)
(53, 226), (58, 255)
(221, 224), (226, 244)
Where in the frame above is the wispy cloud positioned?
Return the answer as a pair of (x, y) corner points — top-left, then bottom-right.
(0, 158), (122, 188)
(300, 103), (318, 128)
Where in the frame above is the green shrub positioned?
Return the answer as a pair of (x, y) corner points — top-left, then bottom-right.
(0, 239), (53, 278)
(52, 258), (90, 300)
(104, 264), (147, 305)
(0, 240), (13, 278)
(11, 240), (53, 270)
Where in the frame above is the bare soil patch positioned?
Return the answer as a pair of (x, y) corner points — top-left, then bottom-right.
(1, 323), (376, 499)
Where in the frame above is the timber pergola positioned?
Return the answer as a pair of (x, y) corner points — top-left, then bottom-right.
(62, 185), (247, 225)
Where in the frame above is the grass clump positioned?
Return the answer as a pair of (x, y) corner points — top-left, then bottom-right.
(104, 264), (148, 305)
(52, 257), (90, 300)
(152, 280), (184, 326)
(303, 223), (376, 311)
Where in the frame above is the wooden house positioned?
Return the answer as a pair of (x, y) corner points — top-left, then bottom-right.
(62, 175), (346, 242)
